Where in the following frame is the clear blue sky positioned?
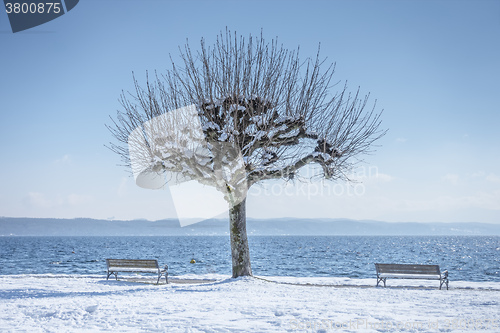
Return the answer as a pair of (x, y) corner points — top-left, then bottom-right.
(1, 0), (499, 223)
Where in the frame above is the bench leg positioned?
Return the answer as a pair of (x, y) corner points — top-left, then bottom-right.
(157, 271), (168, 285)
(157, 271), (168, 284)
(376, 277), (386, 287)
(440, 279), (449, 290)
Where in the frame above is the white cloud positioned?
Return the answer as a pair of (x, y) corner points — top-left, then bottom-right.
(385, 190), (500, 213)
(27, 192), (93, 209)
(117, 177), (130, 197)
(471, 171), (485, 178)
(374, 172), (393, 182)
(67, 194), (93, 206)
(442, 173), (459, 185)
(356, 172), (394, 186)
(396, 137), (407, 143)
(486, 173), (500, 184)
(54, 154), (72, 165)
(467, 171), (500, 184)
(27, 192), (62, 209)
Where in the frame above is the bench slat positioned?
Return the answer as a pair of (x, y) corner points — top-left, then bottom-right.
(107, 267), (159, 273)
(376, 263), (440, 275)
(107, 259), (158, 268)
(378, 273), (441, 280)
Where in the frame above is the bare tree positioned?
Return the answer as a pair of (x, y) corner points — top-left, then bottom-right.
(107, 30), (386, 278)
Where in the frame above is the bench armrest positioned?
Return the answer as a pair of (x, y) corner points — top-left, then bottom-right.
(442, 270), (448, 278)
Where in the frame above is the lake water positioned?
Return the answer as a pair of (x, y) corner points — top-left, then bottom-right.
(0, 236), (499, 282)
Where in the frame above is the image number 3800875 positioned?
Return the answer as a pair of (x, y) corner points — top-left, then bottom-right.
(3, 0), (79, 33)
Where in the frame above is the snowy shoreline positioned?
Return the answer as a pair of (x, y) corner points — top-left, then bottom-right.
(1, 274), (499, 332)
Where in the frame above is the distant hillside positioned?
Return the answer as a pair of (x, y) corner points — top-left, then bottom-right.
(1, 217), (499, 236)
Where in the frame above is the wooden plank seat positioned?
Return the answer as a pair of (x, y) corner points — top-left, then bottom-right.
(106, 259), (168, 284)
(375, 263), (448, 290)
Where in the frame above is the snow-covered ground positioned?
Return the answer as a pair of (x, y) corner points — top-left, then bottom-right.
(1, 274), (499, 332)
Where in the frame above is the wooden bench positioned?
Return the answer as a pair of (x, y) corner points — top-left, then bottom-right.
(106, 259), (168, 284)
(375, 263), (448, 290)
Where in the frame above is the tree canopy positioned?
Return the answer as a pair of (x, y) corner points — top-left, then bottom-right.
(107, 30), (386, 277)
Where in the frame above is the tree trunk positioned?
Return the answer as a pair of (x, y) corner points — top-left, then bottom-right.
(229, 197), (252, 278)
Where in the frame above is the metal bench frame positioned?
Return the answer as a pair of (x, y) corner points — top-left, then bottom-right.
(106, 259), (168, 284)
(375, 263), (448, 290)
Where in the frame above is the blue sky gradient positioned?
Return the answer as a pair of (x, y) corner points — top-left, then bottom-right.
(1, 0), (499, 223)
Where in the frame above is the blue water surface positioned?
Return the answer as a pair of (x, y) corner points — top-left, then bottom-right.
(0, 236), (498, 282)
